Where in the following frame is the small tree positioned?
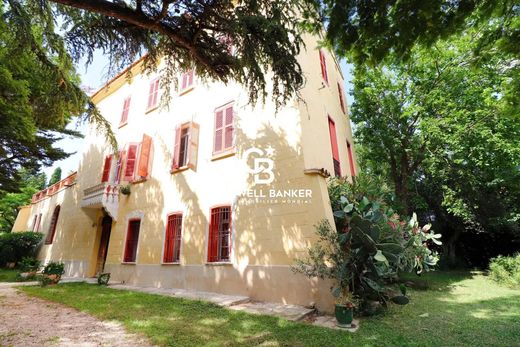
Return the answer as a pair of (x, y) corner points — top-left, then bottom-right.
(48, 167), (62, 186)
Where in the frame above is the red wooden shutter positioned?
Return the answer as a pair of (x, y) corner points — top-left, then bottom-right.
(101, 155), (112, 183)
(224, 105), (234, 150)
(45, 206), (60, 244)
(137, 134), (152, 178)
(172, 125), (182, 170)
(337, 83), (346, 114)
(31, 215), (37, 231)
(320, 49), (328, 84)
(187, 122), (199, 170)
(208, 208), (219, 262)
(213, 110), (224, 153)
(328, 117), (341, 176)
(124, 144), (138, 181)
(347, 141), (356, 177)
(36, 214), (42, 232)
(181, 70), (194, 90)
(147, 79), (159, 109)
(120, 97), (131, 124)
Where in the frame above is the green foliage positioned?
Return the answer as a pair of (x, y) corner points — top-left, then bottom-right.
(18, 257), (41, 272)
(42, 261), (65, 276)
(489, 254), (520, 288)
(0, 169), (46, 232)
(293, 176), (440, 313)
(319, 0), (517, 65)
(97, 272), (111, 286)
(350, 22), (520, 264)
(48, 167), (62, 186)
(0, 231), (43, 266)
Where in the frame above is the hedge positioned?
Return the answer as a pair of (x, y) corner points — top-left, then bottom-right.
(0, 232), (43, 266)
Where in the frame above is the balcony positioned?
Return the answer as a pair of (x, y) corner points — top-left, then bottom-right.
(80, 183), (120, 220)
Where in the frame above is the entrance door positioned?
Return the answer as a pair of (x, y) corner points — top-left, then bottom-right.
(96, 215), (112, 275)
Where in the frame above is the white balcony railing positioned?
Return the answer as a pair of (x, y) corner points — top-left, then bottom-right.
(80, 182), (120, 220)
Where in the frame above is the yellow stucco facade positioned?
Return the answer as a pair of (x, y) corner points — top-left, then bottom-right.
(12, 33), (357, 312)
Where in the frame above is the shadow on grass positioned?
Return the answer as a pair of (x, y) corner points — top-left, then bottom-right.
(19, 273), (520, 347)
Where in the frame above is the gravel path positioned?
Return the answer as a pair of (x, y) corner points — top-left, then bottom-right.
(0, 283), (153, 347)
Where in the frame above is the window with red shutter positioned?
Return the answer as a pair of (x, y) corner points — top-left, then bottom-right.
(45, 205), (60, 244)
(337, 83), (346, 114)
(213, 103), (234, 155)
(180, 70), (194, 93)
(319, 49), (328, 84)
(124, 219), (141, 263)
(123, 144), (138, 181)
(328, 117), (341, 177)
(146, 79), (160, 111)
(171, 122), (199, 172)
(137, 134), (152, 179)
(101, 155), (112, 183)
(31, 215), (37, 231)
(207, 206), (232, 262)
(120, 97), (131, 125)
(347, 141), (356, 177)
(163, 213), (183, 263)
(115, 150), (125, 184)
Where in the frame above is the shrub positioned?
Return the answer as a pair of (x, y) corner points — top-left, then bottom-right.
(0, 232), (43, 266)
(43, 261), (65, 276)
(18, 257), (41, 272)
(293, 176), (441, 315)
(489, 254), (520, 288)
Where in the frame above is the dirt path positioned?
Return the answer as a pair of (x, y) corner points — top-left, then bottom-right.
(0, 283), (153, 347)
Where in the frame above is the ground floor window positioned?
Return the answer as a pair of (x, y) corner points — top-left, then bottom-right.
(124, 219), (141, 263)
(207, 206), (231, 262)
(163, 214), (183, 263)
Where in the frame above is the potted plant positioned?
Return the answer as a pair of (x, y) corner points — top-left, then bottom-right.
(41, 261), (65, 285)
(120, 185), (131, 195)
(334, 288), (357, 328)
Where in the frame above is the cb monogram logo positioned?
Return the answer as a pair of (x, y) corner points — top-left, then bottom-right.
(244, 147), (275, 185)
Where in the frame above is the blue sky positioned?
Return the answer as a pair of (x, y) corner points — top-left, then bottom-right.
(43, 53), (354, 180)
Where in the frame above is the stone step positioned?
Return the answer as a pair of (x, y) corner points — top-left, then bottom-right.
(229, 301), (315, 321)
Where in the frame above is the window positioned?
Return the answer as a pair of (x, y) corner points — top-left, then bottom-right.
(123, 219), (141, 263)
(328, 117), (341, 177)
(213, 103), (235, 155)
(208, 206), (232, 262)
(172, 122), (199, 171)
(319, 49), (328, 84)
(337, 83), (346, 114)
(45, 206), (60, 244)
(163, 213), (183, 263)
(101, 155), (112, 183)
(347, 140), (356, 177)
(123, 144), (138, 182)
(31, 215), (37, 231)
(115, 150), (125, 184)
(35, 213), (42, 232)
(180, 70), (194, 93)
(120, 96), (131, 125)
(123, 135), (153, 182)
(146, 78), (160, 111)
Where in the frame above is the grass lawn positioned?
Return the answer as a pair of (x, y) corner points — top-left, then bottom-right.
(0, 268), (20, 282)
(20, 271), (520, 347)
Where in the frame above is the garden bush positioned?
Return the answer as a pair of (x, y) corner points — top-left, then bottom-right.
(489, 253), (520, 288)
(0, 232), (43, 266)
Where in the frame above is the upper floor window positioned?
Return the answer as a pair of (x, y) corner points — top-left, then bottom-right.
(123, 219), (141, 263)
(208, 206), (232, 263)
(163, 213), (183, 263)
(120, 96), (131, 125)
(171, 122), (199, 172)
(328, 116), (341, 177)
(123, 134), (153, 182)
(213, 102), (235, 156)
(114, 150), (125, 184)
(101, 155), (112, 183)
(31, 214), (37, 231)
(180, 70), (194, 94)
(146, 78), (160, 111)
(45, 205), (60, 244)
(319, 49), (328, 85)
(337, 83), (346, 114)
